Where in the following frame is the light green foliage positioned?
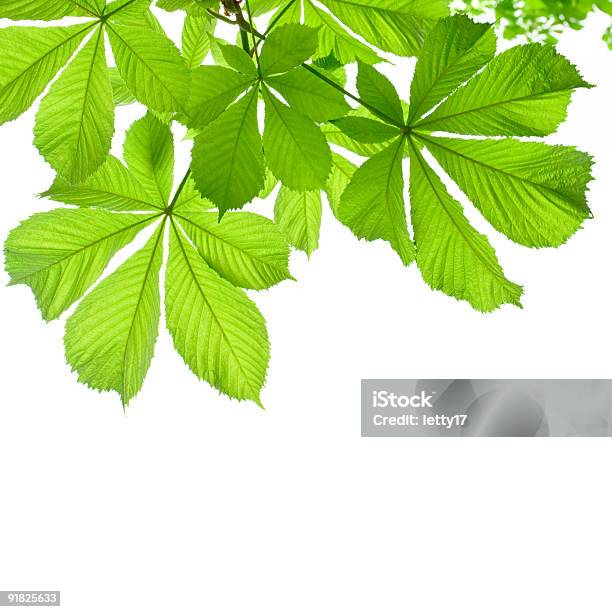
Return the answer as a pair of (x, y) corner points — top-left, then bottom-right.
(166, 225), (270, 406)
(415, 43), (591, 136)
(107, 22), (190, 113)
(6, 114), (290, 405)
(43, 155), (165, 212)
(5, 209), (156, 321)
(182, 14), (215, 69)
(407, 15), (496, 123)
(0, 24), (93, 124)
(34, 29), (114, 183)
(65, 226), (164, 406)
(262, 87), (332, 191)
(325, 153), (356, 217)
(2, 4), (597, 406)
(265, 67), (351, 122)
(456, 0), (612, 50)
(339, 139), (415, 266)
(0, 0), (88, 20)
(332, 116), (400, 143)
(419, 136), (593, 248)
(124, 113), (175, 207)
(220, 44), (258, 77)
(0, 0), (188, 182)
(259, 23), (319, 75)
(177, 210), (292, 289)
(192, 88), (266, 215)
(275, 187), (323, 256)
(408, 141), (523, 312)
(334, 15), (592, 311)
(182, 66), (256, 128)
(356, 61), (405, 125)
(320, 0), (449, 56)
(304, 0), (382, 64)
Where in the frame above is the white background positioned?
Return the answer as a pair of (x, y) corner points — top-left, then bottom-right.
(1, 7), (611, 611)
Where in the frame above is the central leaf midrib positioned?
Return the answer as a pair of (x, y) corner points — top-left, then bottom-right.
(170, 222), (255, 391)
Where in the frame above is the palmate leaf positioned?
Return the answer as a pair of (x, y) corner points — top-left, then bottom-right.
(1, 4), (600, 411)
(0, 0), (189, 182)
(332, 15), (593, 311)
(5, 113), (291, 406)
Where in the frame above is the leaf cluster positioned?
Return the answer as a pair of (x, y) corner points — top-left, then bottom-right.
(1, 0), (595, 406)
(456, 0), (612, 49)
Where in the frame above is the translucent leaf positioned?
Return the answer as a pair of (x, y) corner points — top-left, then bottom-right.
(275, 187), (322, 256)
(357, 61), (404, 125)
(65, 225), (164, 406)
(0, 24), (92, 125)
(34, 28), (114, 183)
(262, 88), (332, 191)
(0, 0), (89, 20)
(409, 140), (523, 312)
(338, 138), (414, 265)
(181, 65), (256, 129)
(109, 67), (137, 106)
(304, 0), (382, 65)
(416, 44), (592, 136)
(176, 210), (292, 289)
(421, 135), (593, 248)
(220, 44), (258, 77)
(43, 155), (164, 212)
(321, 0), (448, 56)
(407, 16), (496, 124)
(5, 208), (157, 321)
(332, 116), (401, 143)
(107, 21), (190, 113)
(265, 66), (350, 122)
(259, 23), (319, 76)
(325, 152), (356, 216)
(191, 88), (265, 214)
(165, 224), (269, 406)
(182, 14), (214, 69)
(124, 113), (174, 208)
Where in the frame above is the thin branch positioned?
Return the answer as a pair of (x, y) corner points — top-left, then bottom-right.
(244, 0), (261, 72)
(206, 8), (239, 26)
